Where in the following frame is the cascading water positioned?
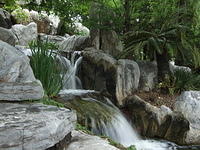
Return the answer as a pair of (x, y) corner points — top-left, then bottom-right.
(58, 52), (176, 150)
(76, 98), (176, 150)
(19, 47), (198, 150)
(58, 51), (83, 89)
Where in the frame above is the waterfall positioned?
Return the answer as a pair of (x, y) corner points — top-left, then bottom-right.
(58, 51), (83, 89)
(62, 96), (176, 150)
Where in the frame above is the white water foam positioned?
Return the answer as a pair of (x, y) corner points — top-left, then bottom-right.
(80, 97), (176, 150)
(58, 52), (83, 89)
(59, 89), (95, 95)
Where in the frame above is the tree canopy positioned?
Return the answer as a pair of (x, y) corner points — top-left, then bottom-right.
(3, 0), (200, 78)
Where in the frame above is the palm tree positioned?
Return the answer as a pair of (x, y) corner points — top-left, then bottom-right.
(121, 24), (195, 82)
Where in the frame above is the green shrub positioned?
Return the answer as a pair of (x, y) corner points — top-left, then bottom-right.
(11, 7), (31, 24)
(159, 70), (200, 94)
(29, 40), (62, 97)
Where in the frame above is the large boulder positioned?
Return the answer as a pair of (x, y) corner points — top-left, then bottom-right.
(11, 22), (37, 46)
(0, 8), (12, 28)
(66, 131), (120, 150)
(124, 95), (189, 145)
(116, 59), (140, 106)
(0, 27), (16, 45)
(81, 48), (141, 105)
(0, 103), (76, 150)
(90, 29), (123, 58)
(175, 91), (200, 145)
(80, 48), (117, 100)
(137, 61), (158, 91)
(0, 40), (44, 100)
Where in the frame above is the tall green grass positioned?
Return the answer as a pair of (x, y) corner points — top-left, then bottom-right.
(29, 40), (62, 97)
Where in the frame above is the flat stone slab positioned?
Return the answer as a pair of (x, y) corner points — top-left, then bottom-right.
(0, 81), (44, 101)
(66, 131), (119, 150)
(0, 103), (76, 150)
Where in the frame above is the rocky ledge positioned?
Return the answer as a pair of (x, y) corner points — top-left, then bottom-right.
(66, 130), (119, 150)
(0, 103), (76, 150)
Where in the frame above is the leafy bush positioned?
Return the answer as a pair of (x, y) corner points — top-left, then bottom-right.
(29, 40), (62, 97)
(2, 0), (19, 11)
(11, 7), (31, 24)
(159, 70), (200, 94)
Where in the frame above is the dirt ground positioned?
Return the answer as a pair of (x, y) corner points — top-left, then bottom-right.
(135, 91), (179, 110)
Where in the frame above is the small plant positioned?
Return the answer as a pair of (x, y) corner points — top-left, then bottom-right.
(76, 123), (93, 134)
(159, 70), (200, 94)
(29, 40), (62, 97)
(40, 96), (64, 107)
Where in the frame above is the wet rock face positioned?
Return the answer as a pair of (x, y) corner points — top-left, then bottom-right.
(81, 49), (141, 105)
(116, 59), (140, 106)
(124, 95), (189, 145)
(175, 91), (200, 145)
(0, 103), (76, 150)
(80, 48), (117, 100)
(0, 40), (44, 100)
(137, 61), (158, 91)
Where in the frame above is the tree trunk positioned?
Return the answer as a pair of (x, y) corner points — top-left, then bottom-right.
(123, 0), (131, 33)
(156, 50), (170, 82)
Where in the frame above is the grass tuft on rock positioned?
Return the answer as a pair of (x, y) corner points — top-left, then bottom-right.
(29, 40), (63, 97)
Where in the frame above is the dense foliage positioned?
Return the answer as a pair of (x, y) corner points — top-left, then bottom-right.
(4, 0), (200, 92)
(29, 40), (62, 97)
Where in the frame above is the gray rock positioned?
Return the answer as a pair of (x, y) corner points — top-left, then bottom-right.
(0, 40), (44, 100)
(175, 91), (200, 144)
(0, 81), (43, 101)
(39, 33), (66, 47)
(80, 48), (117, 97)
(83, 48), (117, 70)
(0, 103), (76, 150)
(60, 35), (89, 52)
(0, 27), (16, 46)
(124, 95), (189, 145)
(66, 130), (119, 150)
(11, 22), (37, 46)
(81, 49), (141, 105)
(39, 33), (90, 52)
(0, 8), (12, 28)
(137, 61), (158, 91)
(169, 61), (191, 74)
(116, 59), (140, 106)
(101, 30), (123, 57)
(90, 29), (123, 58)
